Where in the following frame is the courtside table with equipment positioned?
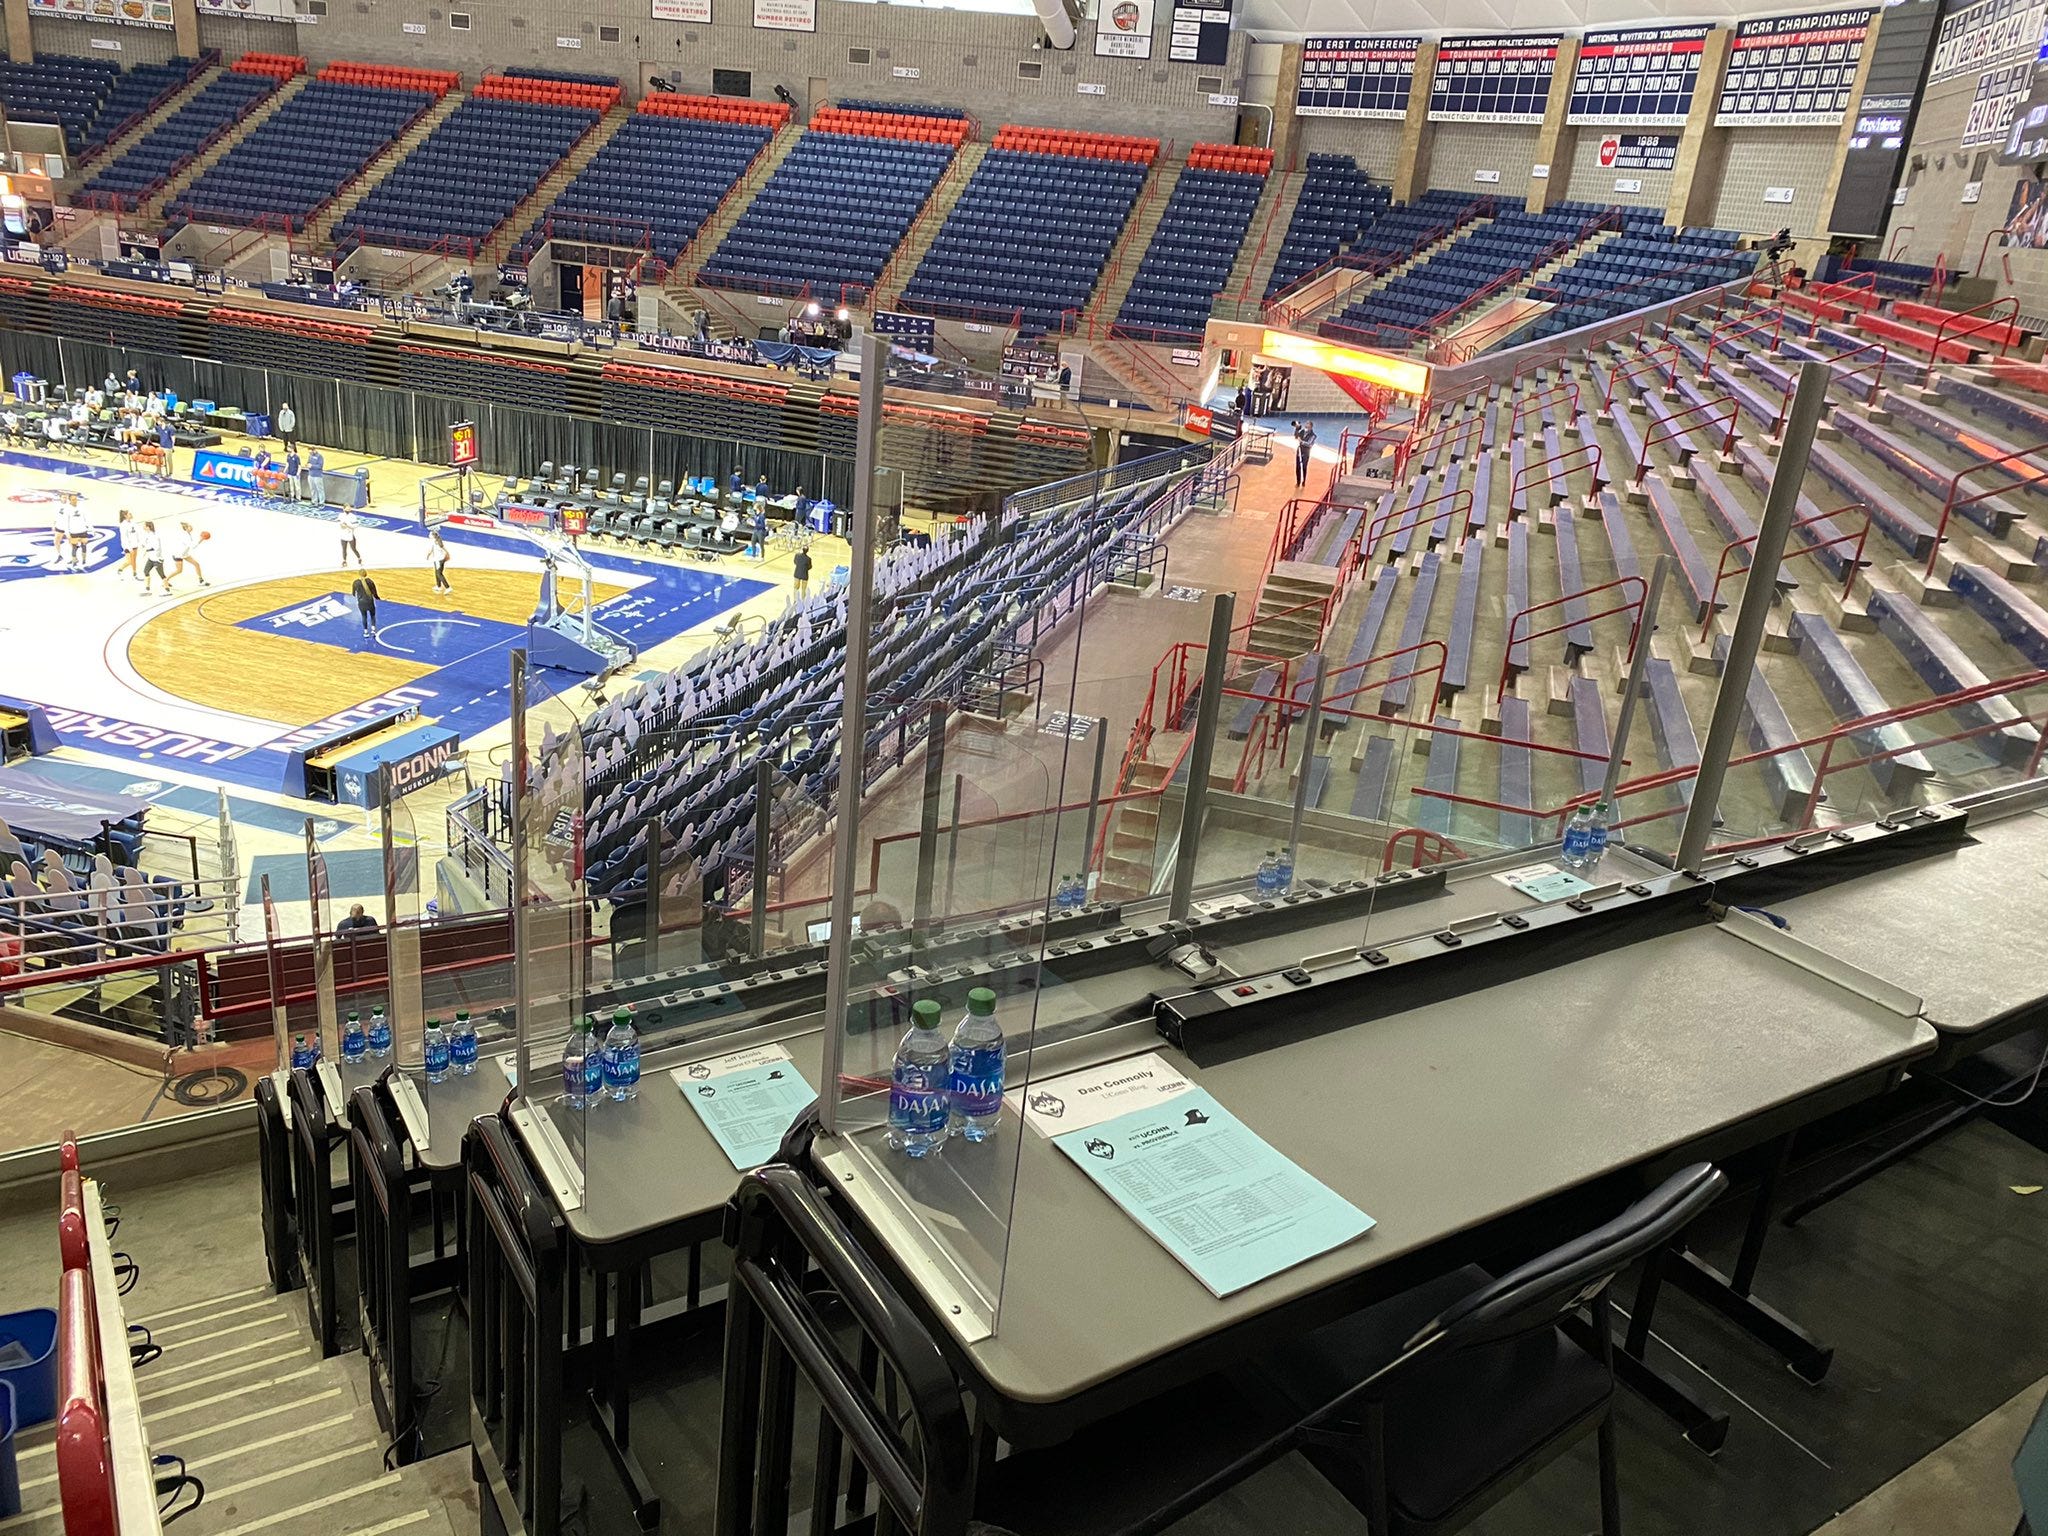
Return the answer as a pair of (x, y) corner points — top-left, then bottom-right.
(808, 896), (1937, 1460)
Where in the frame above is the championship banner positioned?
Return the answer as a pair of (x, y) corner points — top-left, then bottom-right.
(1296, 35), (1421, 119)
(1567, 25), (1709, 126)
(1428, 34), (1561, 125)
(1714, 8), (1874, 128)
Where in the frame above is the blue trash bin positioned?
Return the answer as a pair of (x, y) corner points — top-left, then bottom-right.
(0, 1309), (58, 1428)
(0, 1379), (18, 1519)
(245, 410), (271, 439)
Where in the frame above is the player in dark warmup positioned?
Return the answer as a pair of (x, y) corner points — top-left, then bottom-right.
(351, 572), (379, 639)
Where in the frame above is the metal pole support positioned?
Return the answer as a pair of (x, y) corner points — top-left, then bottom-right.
(1169, 592), (1236, 920)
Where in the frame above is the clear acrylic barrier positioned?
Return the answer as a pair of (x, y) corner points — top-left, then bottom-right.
(303, 819), (338, 1065)
(380, 777), (426, 1074)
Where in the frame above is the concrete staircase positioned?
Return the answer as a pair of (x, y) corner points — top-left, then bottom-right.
(1249, 560), (1336, 659)
(479, 100), (633, 269)
(1219, 169), (1302, 320)
(306, 88), (468, 249)
(1097, 742), (1184, 898)
(873, 139), (985, 309)
(1084, 162), (1181, 332)
(9, 1285), (478, 1536)
(145, 72), (308, 223)
(65, 62), (220, 199)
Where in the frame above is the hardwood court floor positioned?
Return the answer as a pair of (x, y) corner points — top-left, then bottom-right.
(128, 567), (628, 726)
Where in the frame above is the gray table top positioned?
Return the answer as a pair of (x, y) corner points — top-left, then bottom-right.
(503, 848), (1675, 1248)
(820, 917), (1935, 1408)
(418, 1059), (514, 1172)
(1763, 808), (2048, 1034)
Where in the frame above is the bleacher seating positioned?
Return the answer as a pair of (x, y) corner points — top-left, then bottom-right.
(1324, 207), (1598, 346)
(0, 55), (190, 154)
(336, 76), (614, 254)
(701, 110), (954, 301)
(166, 66), (443, 232)
(512, 99), (770, 270)
(1113, 143), (1271, 339)
(76, 68), (279, 212)
(1264, 153), (1390, 297)
(902, 127), (1156, 329)
(1519, 226), (1754, 342)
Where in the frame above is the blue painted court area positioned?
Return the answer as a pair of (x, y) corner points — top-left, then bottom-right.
(239, 595), (525, 664)
(246, 848), (389, 904)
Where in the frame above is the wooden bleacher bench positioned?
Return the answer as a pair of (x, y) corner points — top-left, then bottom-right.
(1948, 563), (2048, 669)
(1642, 477), (1717, 621)
(1497, 696), (1534, 847)
(1415, 717), (1461, 835)
(1443, 536), (1485, 694)
(1553, 510), (1595, 653)
(1644, 658), (1701, 806)
(1892, 300), (2031, 350)
(1804, 441), (1939, 559)
(1351, 734), (1395, 818)
(1568, 676), (1610, 796)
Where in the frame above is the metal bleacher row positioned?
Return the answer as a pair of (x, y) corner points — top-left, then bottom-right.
(75, 65), (280, 212)
(335, 74), (616, 255)
(700, 108), (954, 301)
(165, 63), (454, 232)
(903, 127), (1158, 330)
(1113, 143), (1273, 340)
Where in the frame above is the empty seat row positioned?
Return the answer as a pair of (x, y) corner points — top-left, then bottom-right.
(0, 54), (189, 153)
(76, 69), (279, 211)
(1116, 157), (1266, 340)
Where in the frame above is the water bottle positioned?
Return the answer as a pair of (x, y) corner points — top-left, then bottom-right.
(561, 1017), (599, 1109)
(1056, 873), (1084, 911)
(423, 1017), (450, 1084)
(948, 987), (1005, 1143)
(601, 1007), (640, 1102)
(341, 1009), (366, 1064)
(450, 1009), (479, 1075)
(888, 999), (951, 1157)
(1562, 804), (1595, 870)
(1255, 849), (1280, 896)
(1585, 800), (1612, 872)
(1273, 845), (1295, 894)
(289, 1033), (315, 1070)
(367, 1005), (391, 1061)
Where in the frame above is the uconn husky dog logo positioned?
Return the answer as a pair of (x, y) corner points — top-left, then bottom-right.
(0, 519), (120, 579)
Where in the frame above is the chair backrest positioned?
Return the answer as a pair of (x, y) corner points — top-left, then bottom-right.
(1397, 1164), (1725, 1368)
(718, 1164), (974, 1536)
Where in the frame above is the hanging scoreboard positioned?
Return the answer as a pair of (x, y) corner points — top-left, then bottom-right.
(1829, 0), (1943, 236)
(1295, 35), (1420, 118)
(1715, 8), (1875, 128)
(1567, 25), (1709, 126)
(1428, 34), (1562, 123)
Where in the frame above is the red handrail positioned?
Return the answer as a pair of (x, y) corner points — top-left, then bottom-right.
(1603, 342), (1681, 411)
(1767, 338), (1888, 438)
(1701, 503), (1872, 643)
(1884, 227), (1915, 264)
(1508, 381), (1579, 437)
(1815, 270), (1879, 306)
(1637, 394), (1736, 479)
(1496, 576), (1645, 705)
(1923, 295), (2021, 383)
(56, 1266), (114, 1536)
(1395, 411), (1481, 476)
(1383, 827), (1464, 870)
(1702, 306), (1781, 379)
(1511, 441), (1604, 510)
(1924, 439), (2048, 578)
(1362, 489), (1474, 562)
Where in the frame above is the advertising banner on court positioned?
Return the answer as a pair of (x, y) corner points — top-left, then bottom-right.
(192, 449), (258, 490)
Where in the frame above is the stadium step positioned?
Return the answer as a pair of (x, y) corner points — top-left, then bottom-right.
(145, 72), (309, 224)
(871, 139), (986, 312)
(1217, 167), (1301, 323)
(480, 99), (634, 269)
(63, 61), (220, 199)
(306, 87), (470, 249)
(1084, 163), (1181, 330)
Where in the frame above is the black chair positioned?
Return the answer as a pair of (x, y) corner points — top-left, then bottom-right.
(980, 1163), (1726, 1536)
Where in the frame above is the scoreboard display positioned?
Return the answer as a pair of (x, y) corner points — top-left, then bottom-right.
(1828, 0), (1943, 236)
(1428, 34), (1562, 123)
(1714, 8), (1875, 128)
(1295, 35), (1420, 118)
(1567, 25), (1709, 126)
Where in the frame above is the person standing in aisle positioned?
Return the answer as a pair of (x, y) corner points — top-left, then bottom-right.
(751, 503), (768, 561)
(305, 448), (325, 508)
(139, 519), (169, 594)
(791, 541), (812, 599)
(338, 507), (364, 570)
(171, 521), (210, 588)
(276, 401), (297, 451)
(351, 571), (379, 640)
(428, 529), (452, 594)
(1293, 419), (1316, 488)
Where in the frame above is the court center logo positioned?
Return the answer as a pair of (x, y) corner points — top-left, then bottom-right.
(0, 520), (120, 580)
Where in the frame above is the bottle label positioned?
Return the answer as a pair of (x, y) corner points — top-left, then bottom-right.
(368, 1022), (391, 1048)
(424, 1040), (450, 1071)
(950, 1042), (1005, 1117)
(1563, 825), (1590, 859)
(582, 1055), (602, 1093)
(890, 1062), (949, 1133)
(452, 1033), (479, 1065)
(562, 1063), (585, 1098)
(603, 1043), (641, 1087)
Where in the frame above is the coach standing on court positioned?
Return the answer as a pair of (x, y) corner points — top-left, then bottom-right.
(276, 401), (298, 451)
(351, 571), (379, 640)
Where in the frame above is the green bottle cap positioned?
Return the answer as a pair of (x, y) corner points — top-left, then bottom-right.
(456, 1010), (470, 1022)
(912, 999), (942, 1028)
(613, 1008), (631, 1025)
(348, 1010), (359, 1021)
(966, 987), (997, 1015)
